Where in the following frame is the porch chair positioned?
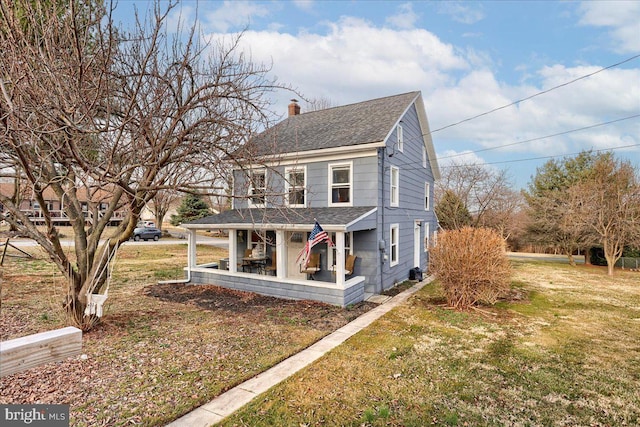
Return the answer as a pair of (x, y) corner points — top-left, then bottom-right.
(344, 254), (357, 276)
(265, 252), (277, 275)
(300, 252), (321, 280)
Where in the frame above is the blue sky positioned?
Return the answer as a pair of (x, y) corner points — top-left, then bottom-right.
(112, 1), (640, 188)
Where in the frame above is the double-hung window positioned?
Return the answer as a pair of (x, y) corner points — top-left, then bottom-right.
(390, 224), (399, 266)
(286, 167), (306, 207)
(249, 170), (266, 207)
(390, 166), (399, 207)
(329, 162), (352, 206)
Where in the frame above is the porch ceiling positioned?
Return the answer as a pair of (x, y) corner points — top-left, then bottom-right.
(182, 206), (377, 232)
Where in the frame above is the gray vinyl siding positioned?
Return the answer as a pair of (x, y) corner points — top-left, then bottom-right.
(233, 156), (379, 209)
(375, 104), (438, 292)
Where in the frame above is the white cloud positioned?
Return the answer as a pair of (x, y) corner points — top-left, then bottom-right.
(293, 0), (315, 12)
(199, 9), (638, 184)
(578, 1), (640, 53)
(386, 3), (419, 30)
(202, 1), (270, 33)
(437, 2), (484, 24)
(206, 16), (469, 108)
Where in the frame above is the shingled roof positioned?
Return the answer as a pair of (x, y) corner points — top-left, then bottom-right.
(244, 91), (420, 157)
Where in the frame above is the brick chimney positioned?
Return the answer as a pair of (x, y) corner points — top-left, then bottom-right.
(288, 99), (301, 116)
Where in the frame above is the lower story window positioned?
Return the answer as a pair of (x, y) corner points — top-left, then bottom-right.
(390, 224), (399, 266)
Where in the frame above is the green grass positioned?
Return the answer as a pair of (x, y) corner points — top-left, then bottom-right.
(220, 262), (640, 426)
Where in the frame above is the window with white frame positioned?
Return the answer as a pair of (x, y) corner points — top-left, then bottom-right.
(329, 162), (352, 205)
(249, 170), (266, 206)
(422, 146), (427, 168)
(432, 228), (438, 248)
(285, 167), (306, 207)
(329, 231), (352, 267)
(397, 125), (404, 152)
(390, 166), (399, 207)
(424, 222), (430, 252)
(424, 182), (430, 211)
(390, 224), (399, 266)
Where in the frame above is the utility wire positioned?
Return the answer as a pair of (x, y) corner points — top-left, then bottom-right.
(430, 53), (640, 134)
(437, 114), (640, 160)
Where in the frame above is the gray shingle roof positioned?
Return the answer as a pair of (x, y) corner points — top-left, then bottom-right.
(183, 207), (377, 231)
(243, 91), (420, 156)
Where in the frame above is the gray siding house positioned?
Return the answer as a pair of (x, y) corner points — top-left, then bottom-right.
(181, 91), (440, 306)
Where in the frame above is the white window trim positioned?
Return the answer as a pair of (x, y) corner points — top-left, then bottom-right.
(285, 165), (307, 208)
(248, 169), (266, 208)
(390, 166), (399, 207)
(424, 222), (430, 252)
(390, 223), (399, 267)
(424, 182), (430, 211)
(328, 161), (353, 207)
(397, 125), (404, 152)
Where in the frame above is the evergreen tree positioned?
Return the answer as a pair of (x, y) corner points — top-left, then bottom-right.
(435, 189), (473, 230)
(170, 194), (212, 225)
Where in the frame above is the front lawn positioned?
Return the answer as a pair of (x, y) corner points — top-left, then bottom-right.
(0, 243), (374, 426)
(221, 261), (640, 426)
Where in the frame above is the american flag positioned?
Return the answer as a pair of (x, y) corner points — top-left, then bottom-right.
(296, 221), (334, 266)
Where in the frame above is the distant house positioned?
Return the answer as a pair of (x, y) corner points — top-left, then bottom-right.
(180, 91), (440, 306)
(0, 182), (127, 226)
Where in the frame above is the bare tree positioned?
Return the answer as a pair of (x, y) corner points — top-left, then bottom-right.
(435, 160), (522, 241)
(566, 154), (640, 275)
(0, 0), (281, 329)
(149, 189), (181, 231)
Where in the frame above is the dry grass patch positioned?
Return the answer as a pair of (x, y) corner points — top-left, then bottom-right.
(1, 243), (374, 426)
(222, 261), (640, 426)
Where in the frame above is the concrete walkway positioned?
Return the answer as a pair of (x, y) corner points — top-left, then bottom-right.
(166, 276), (434, 427)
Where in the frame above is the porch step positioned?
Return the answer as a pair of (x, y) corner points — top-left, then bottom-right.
(365, 294), (392, 305)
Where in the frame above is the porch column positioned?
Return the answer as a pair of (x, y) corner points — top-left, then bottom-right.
(275, 229), (286, 279)
(187, 229), (197, 269)
(335, 231), (345, 288)
(228, 229), (237, 273)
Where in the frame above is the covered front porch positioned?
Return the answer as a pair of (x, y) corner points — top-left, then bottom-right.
(181, 207), (377, 307)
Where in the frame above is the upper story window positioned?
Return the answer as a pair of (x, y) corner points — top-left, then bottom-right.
(329, 162), (352, 206)
(397, 125), (404, 152)
(390, 166), (399, 207)
(424, 182), (430, 211)
(285, 167), (306, 207)
(390, 224), (399, 266)
(422, 146), (427, 168)
(249, 170), (266, 207)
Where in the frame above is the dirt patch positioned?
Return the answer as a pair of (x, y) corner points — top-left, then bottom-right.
(145, 282), (376, 331)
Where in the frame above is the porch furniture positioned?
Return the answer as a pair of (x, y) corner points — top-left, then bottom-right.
(265, 253), (277, 275)
(329, 254), (357, 276)
(242, 255), (268, 274)
(301, 252), (321, 280)
(239, 249), (253, 272)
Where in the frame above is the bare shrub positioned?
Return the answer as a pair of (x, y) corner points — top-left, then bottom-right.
(429, 227), (511, 309)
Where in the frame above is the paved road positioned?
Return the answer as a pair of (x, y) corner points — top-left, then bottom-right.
(3, 233), (229, 249)
(507, 251), (585, 264)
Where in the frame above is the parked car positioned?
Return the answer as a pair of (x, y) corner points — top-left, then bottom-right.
(132, 226), (162, 241)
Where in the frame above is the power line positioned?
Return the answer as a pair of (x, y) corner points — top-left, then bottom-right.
(438, 143), (640, 169)
(430, 53), (640, 134)
(437, 114), (640, 161)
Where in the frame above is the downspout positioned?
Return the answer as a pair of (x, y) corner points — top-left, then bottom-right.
(379, 147), (386, 293)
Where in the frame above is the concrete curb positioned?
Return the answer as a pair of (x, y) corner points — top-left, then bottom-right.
(166, 276), (434, 427)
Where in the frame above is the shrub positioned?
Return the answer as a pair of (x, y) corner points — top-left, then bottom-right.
(429, 227), (511, 309)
